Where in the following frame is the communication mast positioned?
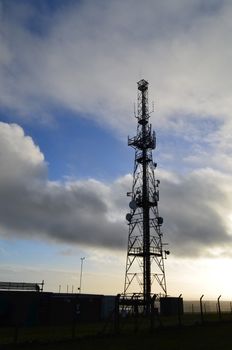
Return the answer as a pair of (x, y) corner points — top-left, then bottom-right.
(124, 79), (169, 313)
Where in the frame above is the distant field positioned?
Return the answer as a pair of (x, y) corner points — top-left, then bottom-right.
(4, 322), (232, 350)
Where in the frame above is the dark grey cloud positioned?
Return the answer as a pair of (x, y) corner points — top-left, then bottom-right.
(159, 170), (231, 256)
(0, 177), (127, 249)
(0, 122), (128, 249)
(0, 122), (231, 258)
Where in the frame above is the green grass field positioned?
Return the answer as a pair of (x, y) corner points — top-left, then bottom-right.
(3, 322), (232, 350)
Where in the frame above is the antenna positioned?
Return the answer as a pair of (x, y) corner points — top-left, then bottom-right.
(133, 102), (137, 118)
(123, 79), (169, 315)
(151, 101), (154, 113)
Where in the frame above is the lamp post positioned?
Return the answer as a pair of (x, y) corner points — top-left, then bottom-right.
(79, 257), (85, 293)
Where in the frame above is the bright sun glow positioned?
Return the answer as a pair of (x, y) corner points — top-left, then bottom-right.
(166, 257), (232, 301)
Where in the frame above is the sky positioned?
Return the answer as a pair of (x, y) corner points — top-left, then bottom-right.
(0, 0), (232, 300)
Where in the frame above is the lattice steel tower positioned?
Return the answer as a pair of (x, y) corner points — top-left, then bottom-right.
(124, 79), (169, 312)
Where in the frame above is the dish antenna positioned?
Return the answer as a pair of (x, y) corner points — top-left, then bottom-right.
(126, 213), (132, 222)
(129, 199), (137, 210)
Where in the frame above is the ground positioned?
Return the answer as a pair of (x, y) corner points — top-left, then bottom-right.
(4, 322), (232, 350)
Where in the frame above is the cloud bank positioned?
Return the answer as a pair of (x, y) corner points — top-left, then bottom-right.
(0, 122), (231, 257)
(0, 0), (232, 134)
(0, 0), (232, 259)
(0, 122), (128, 249)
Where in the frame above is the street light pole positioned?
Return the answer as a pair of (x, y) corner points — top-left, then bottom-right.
(79, 257), (85, 293)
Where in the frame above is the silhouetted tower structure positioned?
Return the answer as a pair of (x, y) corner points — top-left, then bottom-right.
(124, 79), (169, 313)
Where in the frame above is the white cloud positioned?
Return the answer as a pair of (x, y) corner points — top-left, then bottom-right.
(1, 0), (232, 184)
(0, 122), (45, 183)
(0, 0), (232, 133)
(0, 122), (231, 258)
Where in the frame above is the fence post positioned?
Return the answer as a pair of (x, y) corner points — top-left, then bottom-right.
(41, 280), (44, 291)
(13, 311), (21, 344)
(133, 300), (139, 333)
(71, 299), (77, 339)
(200, 295), (204, 324)
(150, 295), (156, 332)
(13, 325), (19, 344)
(114, 294), (120, 334)
(178, 294), (182, 327)
(217, 295), (222, 321)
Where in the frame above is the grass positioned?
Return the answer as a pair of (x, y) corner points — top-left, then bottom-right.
(1, 313), (232, 349)
(0, 322), (104, 345)
(3, 322), (232, 350)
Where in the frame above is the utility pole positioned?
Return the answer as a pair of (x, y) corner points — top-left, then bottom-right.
(79, 257), (85, 293)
